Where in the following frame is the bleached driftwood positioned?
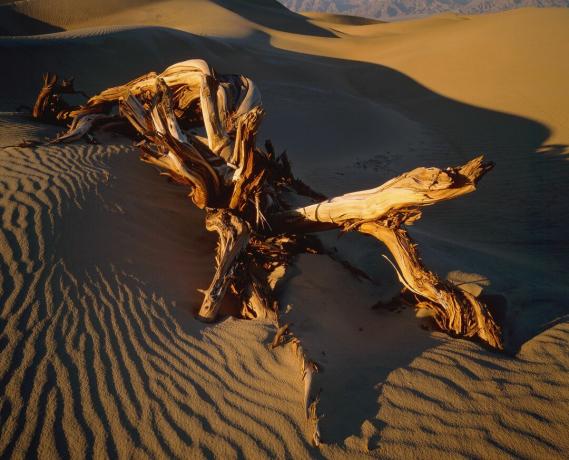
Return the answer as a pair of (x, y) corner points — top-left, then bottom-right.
(29, 59), (504, 445)
(271, 156), (502, 349)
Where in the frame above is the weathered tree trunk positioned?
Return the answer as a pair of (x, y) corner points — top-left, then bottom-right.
(269, 156), (502, 349)
(197, 210), (250, 322)
(29, 59), (504, 444)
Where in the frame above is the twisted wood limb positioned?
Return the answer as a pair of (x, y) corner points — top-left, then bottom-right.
(270, 156), (503, 349)
(32, 73), (86, 122)
(119, 78), (222, 208)
(228, 108), (266, 213)
(271, 156), (493, 232)
(200, 73), (232, 159)
(358, 222), (502, 349)
(197, 210), (250, 322)
(48, 113), (110, 144)
(32, 73), (59, 120)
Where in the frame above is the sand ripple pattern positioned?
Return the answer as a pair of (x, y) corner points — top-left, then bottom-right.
(1, 120), (568, 459)
(0, 133), (312, 459)
(367, 327), (569, 458)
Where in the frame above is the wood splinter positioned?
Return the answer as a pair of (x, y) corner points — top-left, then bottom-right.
(292, 336), (323, 447)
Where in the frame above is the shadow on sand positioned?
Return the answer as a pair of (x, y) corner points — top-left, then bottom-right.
(211, 0), (337, 37)
(0, 7), (65, 36)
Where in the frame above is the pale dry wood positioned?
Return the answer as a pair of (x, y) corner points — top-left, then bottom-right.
(200, 73), (232, 159)
(57, 60), (261, 165)
(197, 209), (250, 322)
(119, 79), (221, 208)
(271, 156), (502, 349)
(272, 156), (493, 232)
(358, 222), (502, 349)
(48, 113), (110, 144)
(228, 107), (266, 213)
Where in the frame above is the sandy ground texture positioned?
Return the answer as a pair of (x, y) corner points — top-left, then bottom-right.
(0, 0), (568, 458)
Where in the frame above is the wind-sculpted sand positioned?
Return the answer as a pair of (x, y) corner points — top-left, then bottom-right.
(1, 0), (568, 458)
(0, 117), (314, 458)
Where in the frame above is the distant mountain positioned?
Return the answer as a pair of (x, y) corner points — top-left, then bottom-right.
(278, 0), (569, 20)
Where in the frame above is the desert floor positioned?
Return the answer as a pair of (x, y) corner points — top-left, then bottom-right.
(0, 1), (568, 458)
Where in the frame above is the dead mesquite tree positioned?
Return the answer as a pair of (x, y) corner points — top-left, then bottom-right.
(31, 60), (503, 446)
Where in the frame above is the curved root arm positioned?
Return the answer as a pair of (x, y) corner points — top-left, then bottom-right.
(270, 156), (503, 349)
(358, 222), (502, 349)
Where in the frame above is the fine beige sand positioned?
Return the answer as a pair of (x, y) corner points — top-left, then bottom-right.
(1, 1), (568, 458)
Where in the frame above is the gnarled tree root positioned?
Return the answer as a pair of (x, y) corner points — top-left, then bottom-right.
(357, 223), (502, 350)
(270, 156), (502, 350)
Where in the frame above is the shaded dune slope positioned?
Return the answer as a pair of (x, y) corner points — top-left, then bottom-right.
(0, 0), (335, 37)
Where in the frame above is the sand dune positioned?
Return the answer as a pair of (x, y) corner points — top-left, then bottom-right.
(0, 117), (313, 458)
(0, 0), (568, 458)
(303, 12), (384, 25)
